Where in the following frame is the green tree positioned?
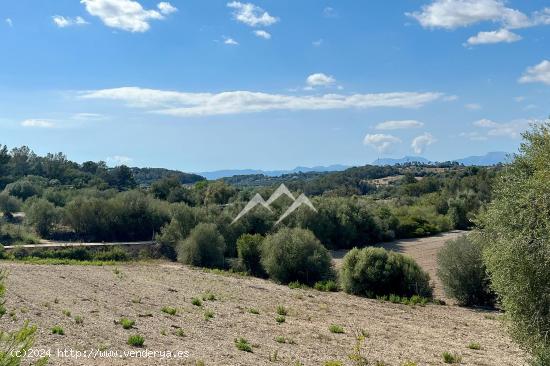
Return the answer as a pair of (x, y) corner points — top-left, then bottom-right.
(25, 198), (60, 237)
(236, 234), (265, 277)
(261, 227), (333, 285)
(476, 123), (550, 363)
(177, 223), (226, 268)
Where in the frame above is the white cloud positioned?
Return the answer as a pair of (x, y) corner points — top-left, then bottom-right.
(79, 87), (445, 117)
(306, 73), (336, 87)
(312, 39), (323, 47)
(518, 60), (550, 85)
(107, 155), (133, 165)
(375, 120), (424, 130)
(514, 96), (526, 102)
(459, 131), (488, 141)
(5, 18), (13, 27)
(81, 0), (176, 32)
(52, 15), (88, 28)
(323, 7), (338, 18)
(473, 118), (530, 138)
(227, 2), (278, 27)
(407, 0), (530, 30)
(224, 37), (239, 45)
(254, 30), (271, 39)
(411, 133), (436, 154)
(465, 103), (482, 110)
(157, 2), (177, 15)
(21, 119), (55, 128)
(466, 28), (521, 45)
(364, 134), (402, 153)
(72, 112), (107, 120)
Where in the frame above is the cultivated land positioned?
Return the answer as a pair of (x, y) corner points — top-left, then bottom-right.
(0, 256), (525, 366)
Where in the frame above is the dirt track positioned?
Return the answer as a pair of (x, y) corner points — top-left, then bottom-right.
(0, 259), (525, 366)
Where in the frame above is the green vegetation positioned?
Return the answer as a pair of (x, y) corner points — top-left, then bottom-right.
(276, 305), (288, 316)
(234, 337), (252, 352)
(261, 228), (333, 285)
(437, 235), (495, 307)
(340, 247), (432, 299)
(120, 318), (135, 329)
(236, 233), (265, 277)
(177, 223), (226, 268)
(442, 352), (462, 364)
(204, 309), (214, 320)
(248, 308), (259, 315)
(329, 324), (345, 334)
(314, 280), (338, 292)
(161, 306), (177, 315)
(191, 298), (202, 307)
(476, 124), (550, 364)
(127, 334), (145, 347)
(51, 326), (64, 335)
(468, 342), (481, 350)
(74, 315), (83, 325)
(275, 315), (285, 324)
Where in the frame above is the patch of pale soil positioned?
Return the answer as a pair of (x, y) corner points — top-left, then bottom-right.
(332, 231), (467, 301)
(0, 261), (525, 366)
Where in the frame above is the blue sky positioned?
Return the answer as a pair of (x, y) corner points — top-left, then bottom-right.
(0, 0), (549, 172)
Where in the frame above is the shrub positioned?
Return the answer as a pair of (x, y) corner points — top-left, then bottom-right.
(234, 337), (252, 352)
(276, 305), (288, 316)
(161, 306), (177, 315)
(314, 280), (338, 292)
(475, 125), (550, 364)
(127, 335), (144, 347)
(275, 315), (285, 324)
(120, 318), (135, 329)
(468, 342), (481, 350)
(340, 247), (432, 298)
(261, 228), (333, 285)
(442, 352), (461, 364)
(437, 235), (495, 307)
(191, 298), (202, 307)
(51, 326), (64, 335)
(177, 223), (225, 268)
(236, 234), (265, 277)
(329, 324), (344, 334)
(25, 198), (60, 237)
(204, 309), (214, 320)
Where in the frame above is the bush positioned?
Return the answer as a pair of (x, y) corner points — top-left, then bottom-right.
(328, 324), (344, 334)
(177, 223), (225, 268)
(25, 198), (60, 237)
(340, 247), (432, 298)
(127, 335), (144, 347)
(161, 306), (177, 315)
(261, 228), (333, 285)
(236, 234), (265, 277)
(120, 318), (135, 329)
(476, 123), (550, 362)
(234, 337), (252, 352)
(437, 235), (495, 307)
(51, 326), (64, 335)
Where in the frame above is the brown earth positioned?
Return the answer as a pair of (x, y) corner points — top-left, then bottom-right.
(0, 256), (525, 366)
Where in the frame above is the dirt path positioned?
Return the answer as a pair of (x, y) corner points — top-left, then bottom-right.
(0, 261), (525, 366)
(331, 230), (468, 300)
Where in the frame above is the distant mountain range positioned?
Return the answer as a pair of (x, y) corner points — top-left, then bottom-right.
(198, 152), (510, 180)
(199, 164), (349, 180)
(372, 151), (510, 167)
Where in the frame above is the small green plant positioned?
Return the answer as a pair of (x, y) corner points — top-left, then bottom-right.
(120, 318), (135, 329)
(467, 342), (481, 350)
(275, 336), (286, 343)
(269, 350), (279, 362)
(127, 334), (145, 347)
(276, 305), (288, 316)
(175, 328), (185, 337)
(204, 309), (214, 320)
(401, 362), (418, 366)
(288, 281), (304, 289)
(234, 337), (252, 352)
(196, 360), (205, 366)
(62, 309), (71, 317)
(248, 308), (259, 315)
(160, 329), (167, 336)
(329, 324), (345, 334)
(74, 315), (83, 324)
(161, 306), (177, 315)
(442, 352), (462, 364)
(314, 280), (339, 292)
(191, 298), (202, 307)
(202, 293), (216, 301)
(51, 326), (64, 335)
(275, 315), (286, 324)
(324, 361), (343, 366)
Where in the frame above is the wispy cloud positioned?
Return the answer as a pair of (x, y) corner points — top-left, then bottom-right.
(466, 28), (521, 45)
(472, 118), (530, 138)
(323, 7), (338, 18)
(375, 120), (424, 130)
(52, 15), (88, 28)
(312, 39), (323, 47)
(465, 103), (482, 110)
(519, 60), (550, 85)
(5, 18), (13, 27)
(106, 155), (133, 166)
(411, 133), (436, 154)
(364, 134), (402, 153)
(224, 37), (239, 45)
(253, 30), (271, 39)
(21, 119), (55, 128)
(79, 87), (445, 117)
(81, 0), (177, 32)
(227, 2), (278, 27)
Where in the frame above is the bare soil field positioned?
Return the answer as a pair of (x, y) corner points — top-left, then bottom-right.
(0, 258), (525, 366)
